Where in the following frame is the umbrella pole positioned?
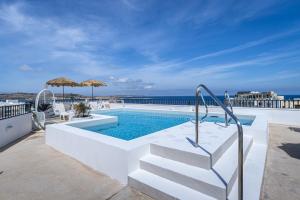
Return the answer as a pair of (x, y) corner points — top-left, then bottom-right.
(63, 86), (65, 101)
(92, 86), (94, 100)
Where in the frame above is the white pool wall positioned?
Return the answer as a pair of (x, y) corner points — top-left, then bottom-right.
(46, 115), (150, 184)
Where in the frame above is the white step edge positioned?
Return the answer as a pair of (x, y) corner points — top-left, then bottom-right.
(150, 143), (211, 169)
(213, 135), (253, 195)
(150, 128), (237, 170)
(211, 130), (237, 166)
(228, 143), (268, 200)
(140, 155), (226, 200)
(129, 169), (217, 200)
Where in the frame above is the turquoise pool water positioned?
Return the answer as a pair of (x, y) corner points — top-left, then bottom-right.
(76, 109), (254, 141)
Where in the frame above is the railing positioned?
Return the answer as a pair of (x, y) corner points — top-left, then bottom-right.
(0, 103), (32, 120)
(25, 97), (300, 109)
(119, 98), (300, 109)
(195, 84), (244, 200)
(224, 91), (233, 126)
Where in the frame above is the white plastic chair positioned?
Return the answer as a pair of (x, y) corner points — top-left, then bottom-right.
(53, 103), (74, 120)
(88, 101), (100, 111)
(100, 101), (110, 109)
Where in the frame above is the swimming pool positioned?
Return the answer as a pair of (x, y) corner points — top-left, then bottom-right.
(70, 109), (254, 141)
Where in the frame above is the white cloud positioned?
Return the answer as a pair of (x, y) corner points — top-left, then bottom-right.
(144, 84), (153, 89)
(121, 0), (141, 11)
(246, 70), (300, 83)
(18, 64), (33, 71)
(53, 28), (88, 49)
(168, 0), (281, 26)
(0, 2), (171, 76)
(116, 77), (129, 83)
(126, 50), (300, 90)
(0, 3), (29, 30)
(142, 28), (300, 70)
(109, 76), (154, 90)
(0, 1), (298, 94)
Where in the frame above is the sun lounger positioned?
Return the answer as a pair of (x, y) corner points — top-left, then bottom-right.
(53, 103), (74, 121)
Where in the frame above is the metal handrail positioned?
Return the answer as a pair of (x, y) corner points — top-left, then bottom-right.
(195, 84), (244, 200)
(224, 91), (233, 126)
(199, 92), (208, 122)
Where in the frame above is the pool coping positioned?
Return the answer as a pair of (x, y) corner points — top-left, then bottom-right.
(45, 107), (266, 185)
(58, 108), (257, 151)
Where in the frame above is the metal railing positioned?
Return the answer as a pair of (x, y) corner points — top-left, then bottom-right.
(120, 98), (300, 109)
(24, 97), (300, 109)
(224, 91), (233, 126)
(195, 84), (244, 200)
(0, 103), (32, 120)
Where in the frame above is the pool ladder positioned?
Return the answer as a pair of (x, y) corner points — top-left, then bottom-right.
(195, 84), (244, 200)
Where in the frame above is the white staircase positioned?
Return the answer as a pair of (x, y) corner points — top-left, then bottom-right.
(128, 122), (253, 200)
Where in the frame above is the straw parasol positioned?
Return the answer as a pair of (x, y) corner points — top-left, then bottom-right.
(46, 77), (79, 100)
(80, 80), (107, 100)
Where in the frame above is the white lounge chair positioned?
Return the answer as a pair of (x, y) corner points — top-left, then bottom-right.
(53, 103), (74, 121)
(100, 101), (110, 109)
(88, 100), (110, 110)
(88, 101), (101, 111)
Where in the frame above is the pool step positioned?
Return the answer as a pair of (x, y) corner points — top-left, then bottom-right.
(129, 131), (254, 200)
(140, 155), (226, 199)
(150, 122), (238, 169)
(213, 135), (253, 194)
(150, 142), (211, 169)
(128, 170), (217, 200)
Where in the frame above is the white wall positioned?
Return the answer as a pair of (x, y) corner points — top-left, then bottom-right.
(46, 124), (150, 184)
(0, 114), (32, 148)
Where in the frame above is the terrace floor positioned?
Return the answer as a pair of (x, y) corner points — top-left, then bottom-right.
(0, 130), (153, 200)
(1, 122), (300, 200)
(261, 124), (300, 200)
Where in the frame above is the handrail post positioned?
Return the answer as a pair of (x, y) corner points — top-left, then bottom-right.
(237, 121), (244, 200)
(195, 84), (243, 200)
(195, 87), (200, 144)
(224, 91), (229, 127)
(195, 87), (208, 144)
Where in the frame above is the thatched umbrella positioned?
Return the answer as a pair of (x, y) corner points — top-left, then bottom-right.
(46, 77), (79, 100)
(80, 80), (107, 100)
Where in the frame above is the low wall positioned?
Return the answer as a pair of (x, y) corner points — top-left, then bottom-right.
(0, 113), (32, 148)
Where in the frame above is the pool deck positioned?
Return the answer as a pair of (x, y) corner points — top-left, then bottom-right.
(1, 124), (300, 200)
(0, 130), (153, 200)
(260, 124), (300, 200)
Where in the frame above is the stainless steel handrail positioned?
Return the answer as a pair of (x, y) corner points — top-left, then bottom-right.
(224, 91), (233, 126)
(199, 91), (208, 122)
(191, 91), (208, 125)
(195, 84), (243, 200)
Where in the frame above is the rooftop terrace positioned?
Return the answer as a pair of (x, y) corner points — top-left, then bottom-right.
(1, 102), (300, 200)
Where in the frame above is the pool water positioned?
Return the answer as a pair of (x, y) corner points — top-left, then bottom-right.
(77, 109), (254, 141)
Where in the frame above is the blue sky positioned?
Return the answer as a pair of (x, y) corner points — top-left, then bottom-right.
(0, 0), (300, 96)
